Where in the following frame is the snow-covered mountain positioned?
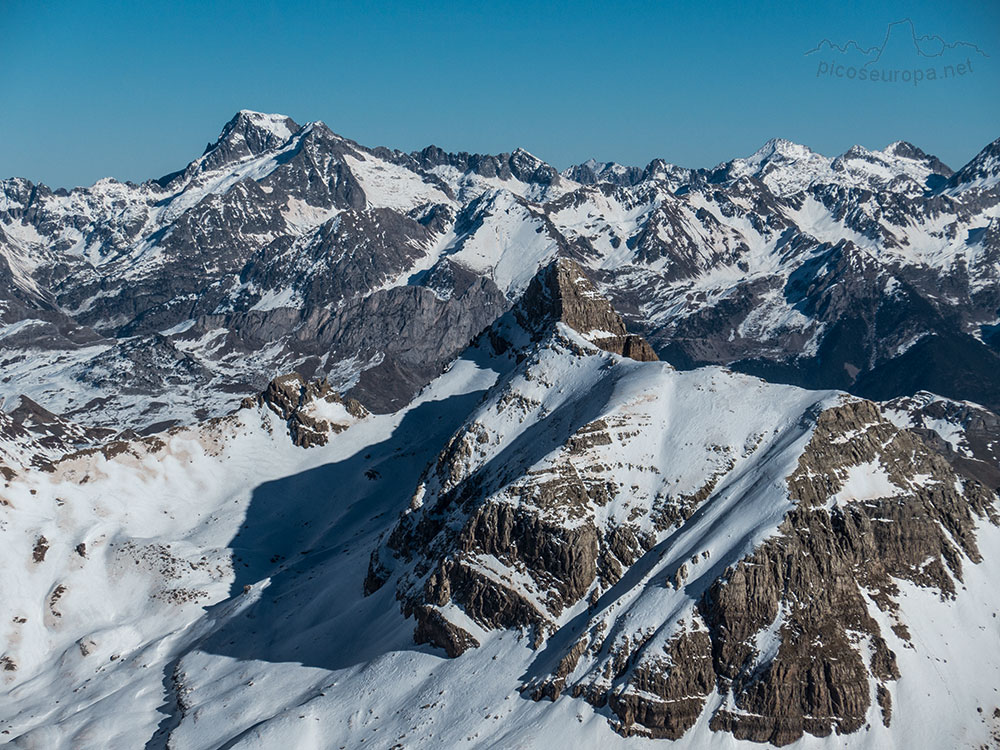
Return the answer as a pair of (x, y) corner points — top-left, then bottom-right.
(949, 137), (1000, 192)
(2, 259), (998, 748)
(2, 112), (999, 432)
(2, 114), (1000, 748)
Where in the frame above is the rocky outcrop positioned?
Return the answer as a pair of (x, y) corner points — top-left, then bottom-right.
(606, 625), (716, 739)
(885, 392), (1000, 489)
(365, 376), (667, 657)
(516, 258), (658, 362)
(590, 333), (659, 362)
(533, 399), (998, 744)
(363, 262), (667, 654)
(369, 451), (610, 655)
(411, 605), (480, 658)
(242, 372), (367, 447)
(697, 400), (996, 744)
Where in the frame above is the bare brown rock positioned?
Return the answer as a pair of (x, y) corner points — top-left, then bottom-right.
(607, 627), (715, 739)
(593, 334), (660, 362)
(526, 399), (996, 745)
(367, 412), (627, 655)
(697, 400), (995, 745)
(244, 372), (367, 447)
(32, 536), (48, 563)
(412, 605), (480, 658)
(516, 258), (658, 362)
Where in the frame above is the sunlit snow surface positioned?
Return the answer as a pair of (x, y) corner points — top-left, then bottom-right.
(2, 118), (1000, 747)
(2, 336), (998, 749)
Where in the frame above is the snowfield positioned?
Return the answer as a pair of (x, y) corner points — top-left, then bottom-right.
(2, 331), (998, 749)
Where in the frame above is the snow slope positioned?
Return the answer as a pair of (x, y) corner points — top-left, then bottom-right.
(2, 320), (996, 749)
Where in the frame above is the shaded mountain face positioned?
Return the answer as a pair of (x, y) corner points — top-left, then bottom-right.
(950, 137), (1000, 191)
(2, 259), (997, 749)
(1, 113), (998, 433)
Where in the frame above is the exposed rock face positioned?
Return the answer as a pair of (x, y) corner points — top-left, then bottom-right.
(371, 316), (998, 745)
(698, 401), (995, 744)
(193, 111), (301, 176)
(404, 145), (562, 192)
(367, 429), (613, 654)
(594, 333), (659, 362)
(884, 391), (1000, 490)
(364, 261), (665, 654)
(605, 625), (716, 739)
(532, 399), (998, 745)
(411, 604), (480, 657)
(243, 372), (367, 447)
(515, 257), (658, 362)
(950, 135), (1000, 188)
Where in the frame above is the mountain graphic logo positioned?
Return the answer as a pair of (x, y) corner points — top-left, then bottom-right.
(805, 18), (989, 67)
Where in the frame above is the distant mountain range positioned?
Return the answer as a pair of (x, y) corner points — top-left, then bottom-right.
(1, 113), (999, 748)
(1, 110), (998, 429)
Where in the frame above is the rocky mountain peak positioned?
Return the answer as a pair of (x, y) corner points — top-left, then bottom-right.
(714, 138), (832, 195)
(741, 138), (822, 171)
(196, 110), (301, 174)
(562, 159), (646, 187)
(508, 147), (557, 182)
(508, 146), (540, 164)
(883, 140), (953, 175)
(405, 144), (560, 189)
(950, 136), (1000, 190)
(641, 158), (693, 187)
(516, 257), (658, 361)
(829, 142), (953, 192)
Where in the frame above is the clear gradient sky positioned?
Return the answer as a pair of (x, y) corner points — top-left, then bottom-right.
(2, 0), (998, 188)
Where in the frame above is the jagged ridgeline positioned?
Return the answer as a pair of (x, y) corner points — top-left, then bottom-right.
(1, 111), (999, 434)
(2, 113), (1000, 748)
(363, 260), (999, 744)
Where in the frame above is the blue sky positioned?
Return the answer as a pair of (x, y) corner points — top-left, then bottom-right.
(2, 0), (998, 188)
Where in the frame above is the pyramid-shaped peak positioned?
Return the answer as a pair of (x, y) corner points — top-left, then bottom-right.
(193, 111), (301, 174)
(510, 146), (540, 160)
(884, 140), (922, 158)
(507, 147), (559, 182)
(750, 138), (819, 163)
(950, 136), (1000, 190)
(224, 110), (299, 143)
